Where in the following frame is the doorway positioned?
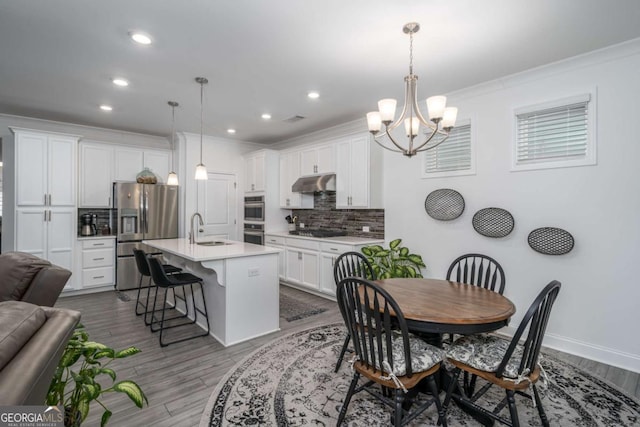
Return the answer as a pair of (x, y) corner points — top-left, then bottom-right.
(197, 172), (237, 240)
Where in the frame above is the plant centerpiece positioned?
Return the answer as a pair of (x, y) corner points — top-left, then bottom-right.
(46, 325), (148, 426)
(361, 238), (426, 278)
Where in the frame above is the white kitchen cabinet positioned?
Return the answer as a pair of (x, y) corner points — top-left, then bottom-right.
(113, 147), (170, 183)
(300, 144), (335, 175)
(244, 151), (266, 192)
(79, 143), (114, 207)
(15, 207), (75, 279)
(285, 248), (319, 289)
(80, 238), (115, 288)
(13, 129), (77, 207)
(264, 235), (286, 279)
(319, 253), (337, 296)
(335, 134), (383, 209)
(279, 151), (313, 208)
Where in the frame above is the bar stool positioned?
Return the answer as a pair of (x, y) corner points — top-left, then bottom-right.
(147, 256), (210, 347)
(132, 249), (184, 326)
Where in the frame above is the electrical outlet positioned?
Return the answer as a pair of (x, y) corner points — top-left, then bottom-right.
(299, 223), (305, 229)
(362, 226), (370, 232)
(248, 268), (260, 277)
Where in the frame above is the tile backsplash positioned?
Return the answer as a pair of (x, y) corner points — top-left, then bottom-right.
(77, 208), (115, 236)
(291, 192), (384, 239)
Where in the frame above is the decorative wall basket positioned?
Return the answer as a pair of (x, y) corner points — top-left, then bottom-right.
(528, 227), (575, 255)
(424, 189), (465, 221)
(472, 207), (515, 238)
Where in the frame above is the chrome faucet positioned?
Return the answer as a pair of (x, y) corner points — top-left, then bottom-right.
(189, 212), (204, 244)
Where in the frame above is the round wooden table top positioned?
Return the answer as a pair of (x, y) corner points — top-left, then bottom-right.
(375, 278), (516, 335)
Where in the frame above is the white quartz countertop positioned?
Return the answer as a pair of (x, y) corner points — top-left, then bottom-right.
(143, 238), (281, 262)
(77, 235), (116, 240)
(265, 231), (384, 245)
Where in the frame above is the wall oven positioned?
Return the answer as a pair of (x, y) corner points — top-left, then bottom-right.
(244, 196), (265, 222)
(244, 223), (264, 245)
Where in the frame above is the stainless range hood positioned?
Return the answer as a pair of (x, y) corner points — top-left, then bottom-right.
(292, 173), (336, 193)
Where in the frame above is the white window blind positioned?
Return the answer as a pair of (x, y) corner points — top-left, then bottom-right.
(424, 123), (472, 174)
(515, 95), (591, 166)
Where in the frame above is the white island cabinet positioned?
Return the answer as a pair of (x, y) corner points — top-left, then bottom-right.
(143, 238), (281, 347)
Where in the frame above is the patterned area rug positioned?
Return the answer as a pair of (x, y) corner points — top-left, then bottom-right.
(200, 323), (640, 426)
(279, 293), (328, 322)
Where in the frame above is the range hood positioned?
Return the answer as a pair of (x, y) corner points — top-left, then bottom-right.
(292, 173), (336, 193)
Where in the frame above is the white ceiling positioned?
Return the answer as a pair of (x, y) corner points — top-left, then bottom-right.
(1, 0), (639, 144)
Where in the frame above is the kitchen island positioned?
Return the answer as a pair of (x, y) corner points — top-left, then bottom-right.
(143, 238), (281, 347)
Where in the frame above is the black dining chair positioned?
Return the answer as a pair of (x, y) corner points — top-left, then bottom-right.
(333, 251), (376, 372)
(443, 280), (561, 427)
(132, 249), (184, 326)
(147, 256), (210, 347)
(446, 253), (506, 294)
(336, 277), (447, 427)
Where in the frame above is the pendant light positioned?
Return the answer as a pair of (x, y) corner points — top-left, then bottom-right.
(194, 77), (208, 180)
(166, 101), (179, 186)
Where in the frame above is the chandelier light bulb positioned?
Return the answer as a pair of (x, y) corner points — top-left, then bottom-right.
(167, 172), (179, 186)
(366, 112), (382, 133)
(195, 164), (208, 180)
(426, 96), (447, 121)
(442, 107), (458, 129)
(404, 117), (420, 137)
(378, 99), (397, 123)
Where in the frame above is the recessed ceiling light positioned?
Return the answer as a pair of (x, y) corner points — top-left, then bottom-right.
(129, 32), (152, 45)
(100, 105), (113, 111)
(227, 129), (236, 134)
(307, 91), (320, 99)
(112, 78), (129, 87)
(261, 113), (272, 120)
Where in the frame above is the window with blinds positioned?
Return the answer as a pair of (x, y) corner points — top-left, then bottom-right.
(513, 93), (596, 171)
(422, 123), (473, 177)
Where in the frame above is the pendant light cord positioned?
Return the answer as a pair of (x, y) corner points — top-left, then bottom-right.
(200, 81), (204, 163)
(171, 104), (175, 171)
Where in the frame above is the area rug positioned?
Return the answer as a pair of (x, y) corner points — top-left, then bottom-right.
(279, 293), (328, 322)
(200, 323), (640, 426)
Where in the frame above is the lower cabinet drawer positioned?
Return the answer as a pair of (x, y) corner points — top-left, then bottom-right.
(82, 267), (114, 287)
(82, 249), (114, 268)
(320, 242), (355, 255)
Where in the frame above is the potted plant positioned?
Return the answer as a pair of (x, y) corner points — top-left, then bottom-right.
(46, 325), (148, 426)
(361, 238), (426, 279)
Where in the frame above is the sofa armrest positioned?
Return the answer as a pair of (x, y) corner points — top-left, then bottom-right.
(0, 306), (80, 405)
(20, 267), (72, 307)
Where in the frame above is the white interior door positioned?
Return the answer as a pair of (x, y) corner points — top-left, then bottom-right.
(197, 172), (237, 240)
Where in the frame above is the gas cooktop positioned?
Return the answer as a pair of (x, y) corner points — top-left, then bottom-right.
(289, 229), (347, 238)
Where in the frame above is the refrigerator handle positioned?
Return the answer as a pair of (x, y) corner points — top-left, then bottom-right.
(144, 190), (149, 234)
(139, 191), (146, 234)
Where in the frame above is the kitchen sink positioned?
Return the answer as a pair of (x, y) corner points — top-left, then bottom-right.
(197, 241), (232, 246)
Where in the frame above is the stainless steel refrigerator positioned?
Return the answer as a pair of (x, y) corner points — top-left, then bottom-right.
(114, 182), (179, 290)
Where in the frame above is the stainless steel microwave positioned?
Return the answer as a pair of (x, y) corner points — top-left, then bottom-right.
(244, 196), (265, 222)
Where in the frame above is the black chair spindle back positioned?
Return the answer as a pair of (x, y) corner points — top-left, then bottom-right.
(446, 253), (506, 294)
(334, 251), (377, 283)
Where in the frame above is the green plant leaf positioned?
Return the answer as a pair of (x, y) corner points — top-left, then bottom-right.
(408, 254), (426, 267)
(115, 347), (141, 359)
(112, 381), (148, 408)
(399, 247), (409, 257)
(101, 410), (112, 427)
(361, 247), (372, 256)
(97, 368), (117, 381)
(78, 398), (90, 422)
(94, 348), (116, 359)
(369, 245), (384, 253)
(60, 348), (82, 368)
(83, 383), (101, 401)
(375, 250), (389, 257)
(389, 239), (402, 249)
(406, 266), (417, 278)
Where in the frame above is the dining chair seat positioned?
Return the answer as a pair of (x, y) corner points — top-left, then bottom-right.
(371, 330), (444, 376)
(446, 334), (532, 380)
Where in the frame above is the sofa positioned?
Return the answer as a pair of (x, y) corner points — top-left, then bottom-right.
(0, 251), (72, 307)
(0, 300), (80, 404)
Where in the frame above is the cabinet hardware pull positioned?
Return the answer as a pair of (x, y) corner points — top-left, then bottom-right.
(48, 210), (52, 221)
(44, 194), (47, 205)
(94, 243), (105, 246)
(48, 194), (52, 205)
(93, 257), (104, 261)
(93, 276), (104, 279)
(44, 211), (47, 221)
(330, 248), (338, 251)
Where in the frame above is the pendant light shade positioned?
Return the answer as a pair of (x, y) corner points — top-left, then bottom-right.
(195, 77), (208, 180)
(167, 101), (179, 186)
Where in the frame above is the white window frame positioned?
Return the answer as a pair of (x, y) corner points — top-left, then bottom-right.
(421, 118), (475, 179)
(511, 92), (597, 172)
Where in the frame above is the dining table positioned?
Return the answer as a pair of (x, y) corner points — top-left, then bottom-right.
(372, 277), (516, 426)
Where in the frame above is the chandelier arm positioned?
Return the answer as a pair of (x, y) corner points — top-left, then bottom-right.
(383, 126), (411, 153)
(372, 134), (405, 153)
(409, 77), (431, 127)
(385, 75), (413, 132)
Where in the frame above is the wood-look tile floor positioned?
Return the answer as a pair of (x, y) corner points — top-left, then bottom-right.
(55, 285), (639, 426)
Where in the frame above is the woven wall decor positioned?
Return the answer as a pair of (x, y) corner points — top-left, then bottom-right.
(528, 227), (575, 255)
(472, 207), (515, 238)
(424, 189), (465, 221)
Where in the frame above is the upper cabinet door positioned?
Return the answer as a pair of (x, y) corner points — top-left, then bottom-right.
(300, 145), (335, 175)
(16, 132), (48, 206)
(114, 148), (144, 182)
(48, 135), (77, 206)
(347, 135), (369, 208)
(79, 143), (113, 208)
(300, 148), (317, 176)
(144, 150), (170, 184)
(316, 145), (335, 174)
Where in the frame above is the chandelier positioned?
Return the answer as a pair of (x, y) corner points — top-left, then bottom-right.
(366, 22), (457, 157)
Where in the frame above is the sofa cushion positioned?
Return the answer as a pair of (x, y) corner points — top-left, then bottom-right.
(0, 252), (51, 302)
(0, 301), (46, 370)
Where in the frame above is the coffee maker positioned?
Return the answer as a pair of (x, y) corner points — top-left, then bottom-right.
(80, 213), (98, 236)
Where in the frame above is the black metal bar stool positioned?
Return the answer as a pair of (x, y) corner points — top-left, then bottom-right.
(132, 249), (184, 326)
(147, 256), (210, 347)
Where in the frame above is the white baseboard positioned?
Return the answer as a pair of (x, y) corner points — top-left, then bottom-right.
(500, 326), (640, 374)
